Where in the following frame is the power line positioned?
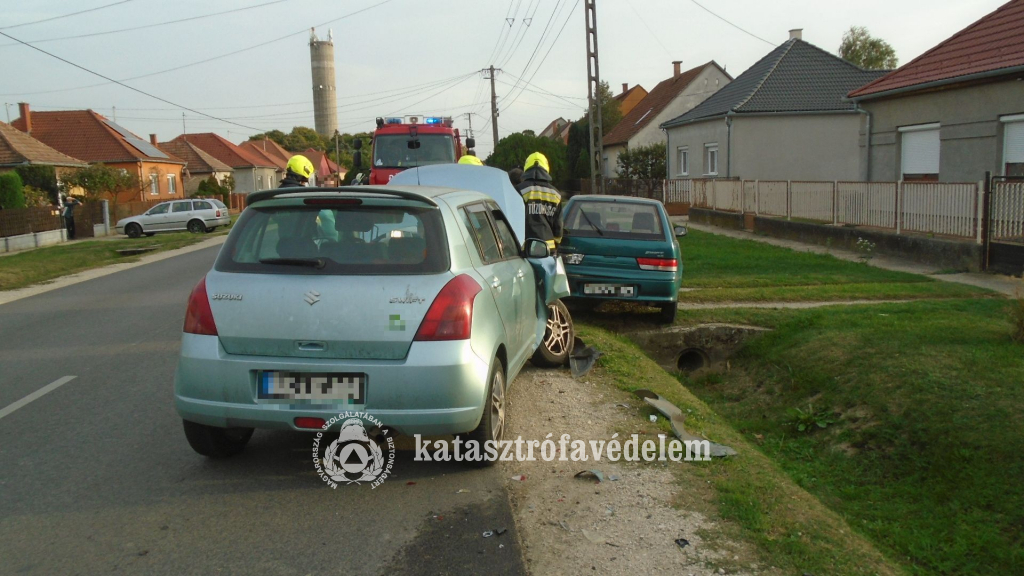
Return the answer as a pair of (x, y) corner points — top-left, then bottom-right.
(497, 0), (541, 69)
(499, 0), (566, 107)
(0, 0), (136, 30)
(0, 0), (292, 47)
(483, 0), (517, 66)
(0, 30), (265, 131)
(688, 0), (773, 46)
(625, 0), (672, 58)
(0, 0), (394, 97)
(502, 0), (580, 113)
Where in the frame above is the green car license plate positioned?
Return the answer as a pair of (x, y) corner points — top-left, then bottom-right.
(258, 371), (365, 402)
(583, 283), (635, 297)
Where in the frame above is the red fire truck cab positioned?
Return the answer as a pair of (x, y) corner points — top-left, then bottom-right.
(362, 116), (474, 185)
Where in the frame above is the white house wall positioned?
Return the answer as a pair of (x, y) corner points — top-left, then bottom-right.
(730, 113), (864, 181)
(629, 65), (731, 150)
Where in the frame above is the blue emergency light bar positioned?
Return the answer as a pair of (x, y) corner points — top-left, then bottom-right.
(385, 117), (403, 124)
(424, 117), (443, 125)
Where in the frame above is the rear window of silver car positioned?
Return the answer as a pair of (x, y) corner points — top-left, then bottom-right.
(216, 205), (449, 275)
(563, 201), (664, 240)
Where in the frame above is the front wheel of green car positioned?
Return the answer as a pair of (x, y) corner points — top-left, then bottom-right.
(182, 420), (254, 458)
(531, 299), (574, 368)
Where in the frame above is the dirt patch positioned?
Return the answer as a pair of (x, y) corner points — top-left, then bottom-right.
(503, 366), (771, 575)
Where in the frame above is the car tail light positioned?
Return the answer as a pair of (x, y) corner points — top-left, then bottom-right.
(295, 417), (326, 429)
(183, 276), (218, 336)
(414, 275), (482, 341)
(637, 257), (678, 272)
(215, 210), (222, 217)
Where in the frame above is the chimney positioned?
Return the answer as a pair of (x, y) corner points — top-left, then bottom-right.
(149, 134), (158, 146)
(621, 82), (629, 94)
(18, 102), (31, 133)
(789, 28), (803, 40)
(672, 61), (682, 77)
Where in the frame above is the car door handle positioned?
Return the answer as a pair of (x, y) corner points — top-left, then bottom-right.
(491, 277), (502, 291)
(516, 269), (525, 279)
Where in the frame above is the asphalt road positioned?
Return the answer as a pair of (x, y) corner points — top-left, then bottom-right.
(0, 244), (525, 575)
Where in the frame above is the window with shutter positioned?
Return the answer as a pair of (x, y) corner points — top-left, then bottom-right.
(899, 124), (940, 181)
(1002, 117), (1024, 177)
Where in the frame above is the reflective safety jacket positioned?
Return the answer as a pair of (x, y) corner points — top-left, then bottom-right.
(515, 166), (562, 251)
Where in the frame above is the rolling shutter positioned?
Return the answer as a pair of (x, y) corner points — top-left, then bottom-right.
(1004, 121), (1024, 164)
(900, 124), (940, 176)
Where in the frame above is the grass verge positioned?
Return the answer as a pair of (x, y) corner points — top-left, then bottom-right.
(577, 323), (903, 575)
(0, 232), (217, 291)
(675, 299), (1024, 575)
(677, 281), (992, 304)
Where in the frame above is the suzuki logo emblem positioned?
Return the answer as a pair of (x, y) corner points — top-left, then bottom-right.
(304, 290), (320, 306)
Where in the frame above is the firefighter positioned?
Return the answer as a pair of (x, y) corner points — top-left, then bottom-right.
(458, 155), (483, 166)
(280, 155), (315, 188)
(516, 152), (562, 252)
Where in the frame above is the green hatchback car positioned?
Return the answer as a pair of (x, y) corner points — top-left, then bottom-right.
(558, 195), (685, 323)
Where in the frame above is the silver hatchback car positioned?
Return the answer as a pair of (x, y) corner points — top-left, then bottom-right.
(174, 167), (572, 459)
(116, 198), (230, 238)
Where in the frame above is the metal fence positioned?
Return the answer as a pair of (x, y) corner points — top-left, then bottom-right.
(0, 206), (64, 237)
(991, 180), (1024, 244)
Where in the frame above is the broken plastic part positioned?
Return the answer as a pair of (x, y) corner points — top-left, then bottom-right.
(482, 531), (494, 538)
(569, 344), (603, 378)
(675, 538), (690, 549)
(633, 389), (738, 458)
(574, 469), (605, 483)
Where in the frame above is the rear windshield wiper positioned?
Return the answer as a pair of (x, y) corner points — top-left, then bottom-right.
(259, 257), (326, 269)
(578, 211), (605, 236)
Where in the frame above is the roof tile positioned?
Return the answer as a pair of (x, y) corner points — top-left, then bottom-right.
(171, 133), (277, 169)
(0, 121), (89, 167)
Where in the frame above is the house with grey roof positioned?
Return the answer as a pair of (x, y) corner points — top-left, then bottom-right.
(660, 31), (886, 181)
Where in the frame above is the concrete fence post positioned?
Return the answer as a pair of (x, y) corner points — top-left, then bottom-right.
(754, 180), (760, 215)
(712, 179), (718, 211)
(101, 200), (111, 235)
(975, 180), (985, 245)
(786, 180), (792, 221)
(832, 180), (839, 225)
(896, 180), (903, 234)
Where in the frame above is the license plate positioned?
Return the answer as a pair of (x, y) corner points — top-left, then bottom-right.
(258, 371), (365, 402)
(583, 283), (635, 297)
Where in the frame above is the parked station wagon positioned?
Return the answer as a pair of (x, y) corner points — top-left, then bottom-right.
(116, 198), (230, 238)
(175, 166), (572, 460)
(558, 195), (684, 323)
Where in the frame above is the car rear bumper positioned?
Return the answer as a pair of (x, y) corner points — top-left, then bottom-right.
(565, 268), (679, 302)
(174, 334), (490, 435)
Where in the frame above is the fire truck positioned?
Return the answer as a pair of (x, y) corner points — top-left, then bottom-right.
(352, 116), (475, 185)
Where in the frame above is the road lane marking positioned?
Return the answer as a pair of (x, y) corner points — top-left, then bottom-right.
(0, 376), (77, 420)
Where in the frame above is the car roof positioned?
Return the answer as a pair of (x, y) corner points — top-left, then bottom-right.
(568, 194), (663, 206)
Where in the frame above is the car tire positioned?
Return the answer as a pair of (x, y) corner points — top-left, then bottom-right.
(206, 227), (217, 233)
(658, 302), (678, 324)
(464, 356), (506, 467)
(531, 299), (574, 368)
(182, 420), (254, 458)
(187, 219), (207, 234)
(144, 232), (156, 237)
(125, 223), (142, 238)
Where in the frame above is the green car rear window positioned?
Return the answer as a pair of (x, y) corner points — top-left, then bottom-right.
(563, 201), (664, 240)
(216, 204), (449, 275)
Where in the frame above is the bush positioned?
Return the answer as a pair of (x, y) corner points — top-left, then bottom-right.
(14, 165), (58, 203)
(0, 171), (26, 209)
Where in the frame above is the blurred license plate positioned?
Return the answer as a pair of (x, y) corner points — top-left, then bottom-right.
(258, 371), (365, 402)
(583, 283), (635, 297)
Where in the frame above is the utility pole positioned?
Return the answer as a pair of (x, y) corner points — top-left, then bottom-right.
(483, 66), (500, 148)
(181, 113), (186, 137)
(112, 106), (116, 122)
(584, 0), (605, 194)
(464, 112), (474, 140)
(4, 103), (10, 123)
(334, 130), (341, 184)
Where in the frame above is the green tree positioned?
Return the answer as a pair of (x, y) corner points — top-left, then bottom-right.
(196, 176), (230, 204)
(61, 164), (142, 210)
(247, 129), (288, 147)
(283, 127), (326, 152)
(485, 131), (568, 189)
(221, 174), (236, 194)
(563, 81), (622, 184)
(14, 165), (59, 203)
(0, 171), (26, 209)
(616, 142), (667, 180)
(839, 26), (898, 70)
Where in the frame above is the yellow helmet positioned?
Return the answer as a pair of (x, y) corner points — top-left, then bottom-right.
(458, 155), (483, 166)
(524, 151), (549, 173)
(286, 155), (315, 179)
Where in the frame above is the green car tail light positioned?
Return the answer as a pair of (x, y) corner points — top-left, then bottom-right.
(636, 257), (678, 272)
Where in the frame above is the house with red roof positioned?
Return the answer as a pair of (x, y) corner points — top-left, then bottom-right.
(156, 139), (233, 196)
(11, 103), (186, 202)
(603, 61), (731, 177)
(240, 138), (292, 167)
(170, 133), (278, 194)
(613, 83), (648, 117)
(301, 148), (345, 186)
(848, 0), (1024, 181)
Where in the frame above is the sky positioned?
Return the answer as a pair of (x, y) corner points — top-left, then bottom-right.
(0, 0), (1008, 159)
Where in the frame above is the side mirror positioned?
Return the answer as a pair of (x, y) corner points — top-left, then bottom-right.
(353, 139), (362, 150)
(466, 137), (476, 149)
(524, 238), (550, 259)
(673, 225), (688, 237)
(352, 151), (362, 168)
